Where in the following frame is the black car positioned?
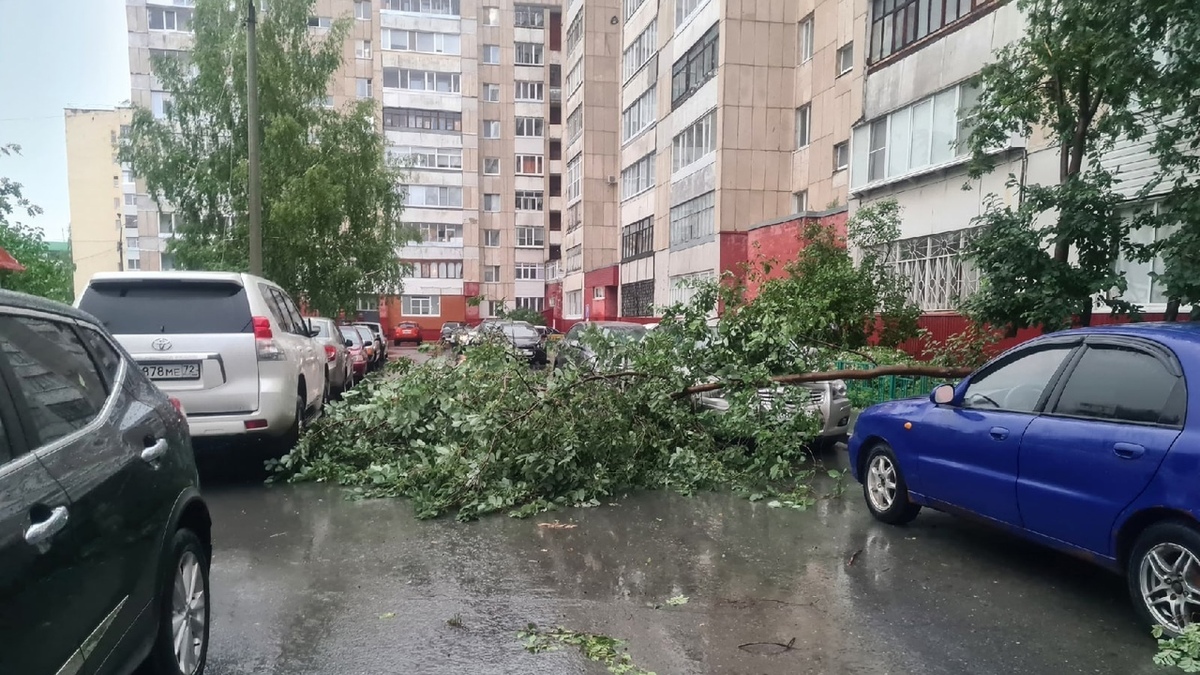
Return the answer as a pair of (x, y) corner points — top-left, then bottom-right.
(482, 321), (548, 366)
(440, 321), (465, 344)
(0, 290), (212, 675)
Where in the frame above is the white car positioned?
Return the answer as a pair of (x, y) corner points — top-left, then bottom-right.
(78, 271), (327, 450)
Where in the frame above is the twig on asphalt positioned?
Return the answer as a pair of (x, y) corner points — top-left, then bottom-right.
(847, 548), (863, 566)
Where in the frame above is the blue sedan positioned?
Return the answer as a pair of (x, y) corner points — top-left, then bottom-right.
(848, 323), (1200, 636)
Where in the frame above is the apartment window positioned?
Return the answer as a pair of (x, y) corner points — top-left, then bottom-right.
(126, 237), (140, 250)
(391, 146), (463, 170)
(624, 0), (648, 20)
(798, 16), (814, 63)
(670, 270), (714, 306)
(384, 107), (462, 132)
(675, 0), (707, 27)
(382, 29), (461, 55)
(622, 153), (656, 200)
(850, 81), (979, 189)
(563, 155), (582, 203)
(151, 91), (174, 119)
(148, 7), (190, 32)
(515, 43), (544, 66)
(516, 154), (544, 175)
(566, 13), (583, 54)
(515, 263), (544, 280)
(484, 266), (501, 283)
(355, 1), (370, 19)
(402, 295), (441, 316)
(484, 158), (500, 174)
(514, 5), (545, 27)
(125, 194), (137, 206)
(566, 108), (583, 145)
(382, 0), (460, 16)
(516, 297), (544, 312)
(870, 0), (992, 63)
(356, 78), (372, 98)
(320, 95), (334, 108)
(549, 64), (562, 87)
(482, 45), (501, 64)
(833, 141), (850, 171)
(157, 212), (173, 233)
(483, 194), (501, 212)
(550, 139), (562, 160)
(127, 258), (141, 271)
(161, 254), (175, 271)
(307, 16), (333, 28)
(563, 289), (583, 318)
(671, 24), (719, 109)
(515, 81), (544, 101)
(515, 117), (545, 137)
(417, 222), (462, 242)
(623, 20), (658, 81)
(837, 43), (854, 75)
(516, 226), (545, 247)
(478, 120), (500, 140)
(793, 190), (809, 213)
(566, 202), (582, 233)
(515, 192), (544, 213)
(483, 83), (501, 102)
(486, 300), (505, 316)
(672, 109), (716, 173)
(1117, 204), (1176, 306)
(384, 68), (461, 93)
(622, 216), (654, 261)
(565, 245), (583, 272)
(566, 63), (583, 95)
(622, 85), (657, 143)
(621, 280), (654, 317)
(795, 105), (811, 148)
(125, 214), (139, 230)
(669, 191), (715, 246)
(484, 229), (501, 247)
(483, 7), (500, 25)
(877, 228), (980, 311)
(407, 185), (464, 208)
(407, 261), (464, 279)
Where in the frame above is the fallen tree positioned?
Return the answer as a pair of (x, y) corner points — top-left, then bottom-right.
(675, 365), (975, 399)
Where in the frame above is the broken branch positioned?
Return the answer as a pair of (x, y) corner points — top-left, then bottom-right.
(674, 365), (974, 399)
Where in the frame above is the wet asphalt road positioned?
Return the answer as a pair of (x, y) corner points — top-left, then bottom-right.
(197, 444), (1169, 675)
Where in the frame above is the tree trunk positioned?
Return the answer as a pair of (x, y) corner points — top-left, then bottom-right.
(675, 365), (975, 399)
(1165, 297), (1181, 322)
(1079, 302), (1093, 328)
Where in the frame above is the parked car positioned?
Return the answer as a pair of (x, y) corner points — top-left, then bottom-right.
(340, 325), (369, 383)
(354, 325), (379, 369)
(481, 321), (548, 366)
(848, 323), (1200, 636)
(78, 271), (326, 450)
(440, 321), (465, 344)
(0, 289), (212, 675)
(307, 316), (353, 397)
(355, 321), (388, 362)
(393, 321), (422, 345)
(553, 321), (648, 370)
(534, 325), (564, 342)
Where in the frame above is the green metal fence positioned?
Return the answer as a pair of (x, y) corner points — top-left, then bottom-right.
(834, 360), (943, 408)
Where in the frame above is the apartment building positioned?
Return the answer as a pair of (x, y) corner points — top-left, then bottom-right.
(64, 107), (134, 300)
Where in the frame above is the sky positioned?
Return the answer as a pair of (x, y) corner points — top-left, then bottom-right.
(0, 0), (131, 242)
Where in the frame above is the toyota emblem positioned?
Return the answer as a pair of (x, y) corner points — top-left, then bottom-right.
(151, 338), (173, 351)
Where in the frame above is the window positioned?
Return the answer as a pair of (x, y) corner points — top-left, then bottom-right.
(78, 328), (123, 390)
(515, 263), (544, 280)
(383, 68), (461, 93)
(384, 107), (462, 133)
(516, 226), (544, 246)
(565, 245), (582, 272)
(669, 191), (715, 246)
(406, 261), (464, 279)
(670, 270), (714, 306)
(963, 345), (1073, 413)
(622, 85), (657, 142)
(417, 222), (462, 242)
(356, 40), (372, 58)
(515, 81), (544, 101)
(515, 154), (544, 175)
(356, 78), (372, 98)
(355, 1), (370, 19)
(382, 29), (462, 54)
(125, 214), (139, 230)
(566, 63), (583, 95)
(793, 190), (808, 212)
(484, 265), (501, 282)
(676, 0), (708, 27)
(158, 212), (175, 234)
(0, 317), (108, 446)
(592, 287), (606, 300)
(515, 192), (544, 212)
(127, 258), (141, 270)
(566, 13), (583, 54)
(795, 105), (811, 148)
(624, 0), (647, 19)
(125, 194), (137, 206)
(672, 110), (716, 172)
(484, 229), (501, 247)
(483, 157), (501, 175)
(566, 108), (583, 145)
(483, 194), (501, 212)
(151, 91), (174, 119)
(866, 118), (887, 181)
(870, 0), (992, 63)
(391, 146), (463, 170)
(483, 7), (500, 25)
(622, 153), (656, 199)
(127, 237), (140, 250)
(837, 43), (854, 75)
(622, 216), (654, 261)
(402, 295), (441, 316)
(516, 297), (544, 312)
(566, 155), (582, 202)
(798, 16), (814, 63)
(514, 5), (545, 27)
(482, 44), (501, 64)
(307, 16), (332, 28)
(514, 43), (544, 66)
(486, 300), (505, 316)
(1116, 205), (1176, 306)
(382, 0), (460, 16)
(406, 185), (464, 208)
(671, 24), (718, 109)
(564, 289), (583, 318)
(160, 254), (176, 271)
(148, 7), (190, 31)
(1053, 346), (1183, 425)
(483, 83), (501, 102)
(566, 203), (582, 233)
(620, 280), (655, 317)
(878, 228), (980, 310)
(624, 20), (658, 81)
(833, 141), (850, 171)
(515, 117), (545, 137)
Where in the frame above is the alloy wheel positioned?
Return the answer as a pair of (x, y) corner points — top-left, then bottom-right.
(866, 454), (898, 512)
(1139, 542), (1200, 633)
(171, 551), (206, 674)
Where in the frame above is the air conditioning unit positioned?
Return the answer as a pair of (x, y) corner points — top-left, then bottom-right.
(606, 175), (617, 185)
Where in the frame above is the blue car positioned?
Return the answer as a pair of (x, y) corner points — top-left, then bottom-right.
(848, 323), (1200, 636)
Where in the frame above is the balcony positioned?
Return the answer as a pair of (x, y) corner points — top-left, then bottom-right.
(545, 260), (564, 282)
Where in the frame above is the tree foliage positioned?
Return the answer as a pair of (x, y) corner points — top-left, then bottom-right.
(121, 0), (411, 315)
(0, 145), (73, 303)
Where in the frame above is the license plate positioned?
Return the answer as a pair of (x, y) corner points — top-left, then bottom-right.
(141, 362), (201, 380)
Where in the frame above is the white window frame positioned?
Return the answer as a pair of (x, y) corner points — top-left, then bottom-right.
(416, 222), (463, 243)
(624, 0), (647, 20)
(798, 16), (814, 63)
(515, 263), (544, 280)
(514, 42), (544, 66)
(127, 258), (142, 271)
(515, 81), (544, 101)
(675, 0), (708, 28)
(483, 157), (501, 175)
(483, 229), (501, 247)
(622, 85), (657, 143)
(355, 39), (372, 59)
(563, 289), (583, 319)
(483, 120), (501, 138)
(406, 185), (464, 208)
(484, 265), (501, 283)
(621, 153), (655, 200)
(355, 1), (371, 19)
(483, 83), (501, 102)
(837, 42), (854, 75)
(515, 154), (545, 176)
(402, 295), (442, 316)
(515, 117), (545, 138)
(516, 297), (544, 312)
(672, 109), (716, 173)
(669, 191), (715, 246)
(483, 194), (501, 212)
(515, 226), (545, 247)
(383, 68), (461, 94)
(307, 16), (333, 28)
(381, 29), (462, 55)
(833, 141), (850, 172)
(482, 44), (501, 64)
(795, 104), (811, 148)
(356, 78), (372, 98)
(566, 63), (583, 95)
(482, 6), (500, 25)
(392, 146), (463, 171)
(623, 20), (658, 82)
(566, 154), (582, 203)
(382, 0), (460, 16)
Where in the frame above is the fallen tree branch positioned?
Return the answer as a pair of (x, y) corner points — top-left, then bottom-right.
(673, 365), (974, 399)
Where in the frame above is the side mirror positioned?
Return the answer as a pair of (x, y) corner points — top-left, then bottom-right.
(931, 383), (957, 405)
(345, 339), (354, 348)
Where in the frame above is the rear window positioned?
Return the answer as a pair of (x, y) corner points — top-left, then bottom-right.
(311, 320), (332, 338)
(340, 327), (363, 345)
(80, 280), (252, 335)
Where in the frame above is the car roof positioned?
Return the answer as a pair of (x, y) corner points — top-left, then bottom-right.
(1064, 322), (1200, 347)
(581, 321), (646, 328)
(0, 289), (99, 326)
(88, 270), (259, 286)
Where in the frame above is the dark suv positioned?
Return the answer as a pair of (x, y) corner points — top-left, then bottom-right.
(0, 290), (212, 675)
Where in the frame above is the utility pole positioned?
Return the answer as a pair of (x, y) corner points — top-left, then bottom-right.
(246, 0), (263, 275)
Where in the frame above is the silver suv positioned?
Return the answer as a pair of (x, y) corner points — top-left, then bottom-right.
(78, 272), (327, 448)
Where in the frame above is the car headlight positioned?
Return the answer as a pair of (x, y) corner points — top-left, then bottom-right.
(830, 379), (847, 397)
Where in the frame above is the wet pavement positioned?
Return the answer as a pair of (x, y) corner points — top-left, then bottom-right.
(198, 452), (1169, 675)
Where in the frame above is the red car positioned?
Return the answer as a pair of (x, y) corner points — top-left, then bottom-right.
(339, 325), (369, 382)
(393, 321), (422, 345)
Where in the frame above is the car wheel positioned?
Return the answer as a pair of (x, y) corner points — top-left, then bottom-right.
(1128, 521), (1200, 637)
(277, 389), (305, 454)
(322, 370), (331, 404)
(143, 528), (209, 675)
(862, 443), (921, 525)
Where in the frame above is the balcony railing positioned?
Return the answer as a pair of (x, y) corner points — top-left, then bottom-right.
(545, 260), (563, 281)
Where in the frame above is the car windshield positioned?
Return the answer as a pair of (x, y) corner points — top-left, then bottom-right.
(503, 324), (540, 340)
(339, 327), (362, 345)
(599, 325), (647, 341)
(79, 279), (253, 334)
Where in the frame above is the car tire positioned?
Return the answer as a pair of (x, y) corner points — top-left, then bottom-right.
(1127, 520), (1200, 637)
(862, 443), (921, 525)
(277, 389), (305, 454)
(143, 528), (210, 675)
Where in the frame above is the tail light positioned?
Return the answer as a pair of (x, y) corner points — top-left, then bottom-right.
(168, 396), (186, 417)
(253, 316), (284, 361)
(324, 344), (337, 361)
(353, 349), (366, 363)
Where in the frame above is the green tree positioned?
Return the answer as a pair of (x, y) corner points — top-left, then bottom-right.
(122, 0), (412, 315)
(0, 145), (73, 302)
(498, 306), (546, 326)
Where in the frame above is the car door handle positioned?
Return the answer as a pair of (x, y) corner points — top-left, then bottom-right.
(25, 506), (69, 549)
(1114, 442), (1146, 459)
(989, 426), (1009, 441)
(141, 437), (169, 463)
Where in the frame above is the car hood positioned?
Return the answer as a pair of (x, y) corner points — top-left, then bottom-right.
(511, 337), (542, 348)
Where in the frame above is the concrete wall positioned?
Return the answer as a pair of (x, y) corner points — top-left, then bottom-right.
(65, 108), (132, 300)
